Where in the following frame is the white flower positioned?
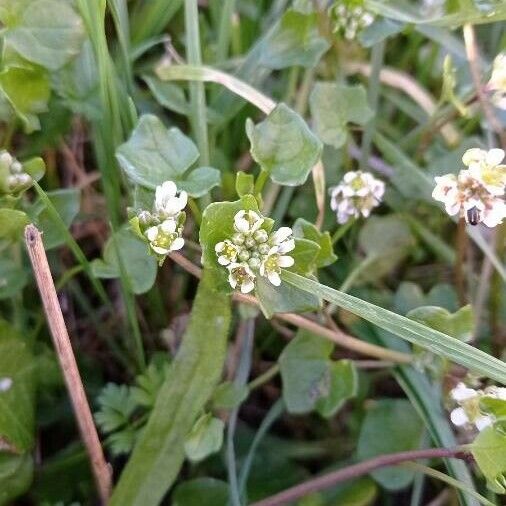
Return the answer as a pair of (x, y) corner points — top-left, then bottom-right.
(227, 263), (256, 294)
(449, 383), (494, 432)
(154, 180), (188, 218)
(259, 247), (295, 286)
(462, 148), (506, 196)
(433, 153), (506, 228)
(0, 377), (12, 392)
(488, 53), (506, 109)
(330, 1), (374, 40)
(233, 210), (264, 235)
(269, 226), (295, 254)
(215, 239), (240, 266)
(330, 171), (385, 224)
(145, 219), (184, 255)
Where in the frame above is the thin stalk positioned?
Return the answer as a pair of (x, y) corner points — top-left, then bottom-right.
(250, 447), (468, 506)
(253, 170), (269, 195)
(227, 319), (255, 506)
(185, 0), (210, 167)
(33, 182), (110, 307)
(456, 217), (467, 306)
(339, 255), (378, 294)
(331, 218), (355, 245)
(248, 363), (280, 391)
(402, 462), (495, 506)
(238, 399), (284, 501)
(360, 41), (385, 171)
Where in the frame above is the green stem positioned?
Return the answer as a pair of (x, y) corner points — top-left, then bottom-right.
(360, 40), (385, 171)
(185, 0), (210, 167)
(331, 218), (355, 245)
(339, 255), (378, 293)
(401, 462), (495, 506)
(248, 363), (280, 391)
(253, 170), (269, 195)
(33, 182), (110, 307)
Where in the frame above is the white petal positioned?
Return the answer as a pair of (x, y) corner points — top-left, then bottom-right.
(475, 416), (493, 431)
(151, 244), (169, 255)
(215, 242), (225, 253)
(170, 237), (185, 251)
(486, 148), (505, 167)
(450, 407), (469, 427)
(267, 271), (281, 286)
(218, 256), (230, 266)
(277, 239), (295, 254)
(161, 219), (177, 233)
(235, 217), (250, 233)
(0, 377), (13, 392)
(451, 383), (478, 402)
(259, 263), (265, 276)
(161, 180), (177, 196)
(278, 255), (294, 268)
(179, 191), (188, 209)
(462, 148), (485, 167)
(241, 280), (255, 294)
(146, 226), (159, 241)
(228, 274), (237, 289)
(272, 227), (293, 245)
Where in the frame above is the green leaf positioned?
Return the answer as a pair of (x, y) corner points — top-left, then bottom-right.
(91, 228), (157, 295)
(246, 103), (322, 187)
(173, 478), (229, 506)
(260, 9), (330, 69)
(52, 40), (101, 120)
(359, 18), (405, 47)
(143, 75), (189, 116)
(0, 64), (50, 132)
(0, 320), (35, 453)
(235, 172), (255, 198)
(289, 237), (321, 275)
(184, 413), (225, 463)
(30, 188), (80, 249)
(309, 83), (373, 149)
(211, 381), (249, 410)
(116, 114), (220, 197)
(110, 271), (231, 506)
(0, 258), (28, 299)
(282, 271), (506, 384)
(293, 218), (337, 268)
(0, 453), (33, 506)
(315, 360), (357, 418)
(130, 359), (170, 409)
(357, 215), (415, 281)
(200, 195), (260, 289)
(1, 0), (85, 70)
(95, 384), (136, 434)
(280, 330), (357, 416)
(471, 427), (506, 493)
(22, 156), (45, 182)
(407, 305), (474, 342)
(255, 275), (320, 319)
(357, 399), (424, 490)
(0, 209), (29, 241)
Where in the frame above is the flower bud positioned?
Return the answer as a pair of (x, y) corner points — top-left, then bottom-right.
(253, 229), (268, 243)
(238, 249), (250, 262)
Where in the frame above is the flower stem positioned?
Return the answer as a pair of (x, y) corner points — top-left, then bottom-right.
(455, 217), (468, 306)
(250, 447), (469, 506)
(248, 363), (280, 391)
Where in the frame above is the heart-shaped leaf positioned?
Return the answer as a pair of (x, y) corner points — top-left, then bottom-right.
(293, 218), (337, 268)
(184, 413), (224, 463)
(116, 114), (220, 197)
(310, 82), (373, 149)
(246, 103), (322, 187)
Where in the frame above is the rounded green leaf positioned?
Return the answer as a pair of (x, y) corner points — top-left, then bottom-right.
(246, 103), (322, 187)
(184, 413), (225, 463)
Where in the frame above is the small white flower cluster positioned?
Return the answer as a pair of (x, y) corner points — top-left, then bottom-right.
(330, 170), (385, 224)
(136, 181), (187, 256)
(0, 150), (31, 194)
(215, 210), (295, 293)
(433, 148), (506, 227)
(450, 382), (506, 432)
(329, 1), (374, 40)
(488, 53), (506, 110)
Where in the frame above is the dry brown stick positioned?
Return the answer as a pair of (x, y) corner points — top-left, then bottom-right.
(463, 23), (506, 149)
(24, 224), (112, 504)
(170, 252), (412, 364)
